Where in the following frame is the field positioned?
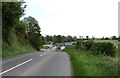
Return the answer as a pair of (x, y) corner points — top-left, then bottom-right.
(63, 46), (118, 76)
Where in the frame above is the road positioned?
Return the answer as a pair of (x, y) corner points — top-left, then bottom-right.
(1, 52), (72, 76)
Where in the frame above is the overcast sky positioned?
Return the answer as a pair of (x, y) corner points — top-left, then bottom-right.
(24, 0), (119, 38)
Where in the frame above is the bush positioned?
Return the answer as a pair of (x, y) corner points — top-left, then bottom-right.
(14, 21), (28, 35)
(90, 42), (98, 53)
(75, 40), (84, 49)
(119, 36), (120, 41)
(82, 40), (94, 50)
(97, 42), (116, 56)
(95, 42), (103, 53)
(75, 40), (116, 57)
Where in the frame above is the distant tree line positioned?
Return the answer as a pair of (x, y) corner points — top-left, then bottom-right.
(2, 2), (45, 51)
(79, 36), (119, 40)
(101, 36), (118, 40)
(44, 35), (77, 44)
(44, 35), (119, 44)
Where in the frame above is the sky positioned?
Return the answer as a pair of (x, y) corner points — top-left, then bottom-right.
(24, 0), (119, 38)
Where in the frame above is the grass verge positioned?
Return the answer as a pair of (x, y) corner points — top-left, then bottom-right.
(2, 41), (36, 57)
(2, 31), (37, 57)
(63, 46), (118, 76)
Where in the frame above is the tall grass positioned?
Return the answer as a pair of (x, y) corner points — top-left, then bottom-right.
(63, 46), (118, 76)
(2, 31), (36, 57)
(2, 41), (36, 57)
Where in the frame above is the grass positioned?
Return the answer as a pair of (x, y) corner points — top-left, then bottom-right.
(63, 46), (118, 76)
(2, 31), (36, 57)
(2, 41), (36, 57)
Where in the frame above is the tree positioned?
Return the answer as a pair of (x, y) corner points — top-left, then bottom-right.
(14, 21), (28, 35)
(112, 36), (117, 40)
(101, 37), (104, 40)
(14, 20), (29, 43)
(44, 35), (76, 43)
(56, 35), (62, 43)
(24, 16), (42, 50)
(41, 36), (45, 45)
(66, 35), (74, 42)
(45, 35), (50, 42)
(105, 37), (109, 40)
(2, 2), (26, 42)
(61, 36), (67, 42)
(73, 36), (77, 41)
(52, 35), (57, 43)
(86, 36), (89, 40)
(45, 35), (53, 43)
(24, 16), (40, 33)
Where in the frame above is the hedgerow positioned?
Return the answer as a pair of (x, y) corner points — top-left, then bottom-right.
(75, 40), (116, 57)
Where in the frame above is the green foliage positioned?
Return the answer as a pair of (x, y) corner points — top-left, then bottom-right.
(86, 36), (89, 40)
(82, 40), (94, 50)
(111, 36), (117, 40)
(41, 36), (45, 45)
(44, 35), (76, 43)
(101, 37), (105, 40)
(2, 2), (26, 42)
(75, 40), (116, 57)
(63, 46), (118, 76)
(66, 35), (74, 42)
(28, 33), (41, 50)
(2, 2), (45, 56)
(94, 40), (118, 47)
(45, 35), (53, 42)
(2, 31), (36, 57)
(24, 16), (43, 51)
(2, 2), (25, 29)
(56, 35), (62, 43)
(2, 41), (36, 57)
(15, 21), (28, 35)
(104, 37), (109, 40)
(75, 40), (84, 49)
(97, 42), (115, 56)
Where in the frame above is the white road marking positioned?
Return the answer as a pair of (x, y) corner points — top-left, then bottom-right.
(0, 59), (32, 75)
(40, 53), (47, 56)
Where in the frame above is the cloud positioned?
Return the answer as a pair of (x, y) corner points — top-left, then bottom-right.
(25, 0), (119, 37)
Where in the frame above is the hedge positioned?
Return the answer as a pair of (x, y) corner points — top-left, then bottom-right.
(75, 40), (116, 57)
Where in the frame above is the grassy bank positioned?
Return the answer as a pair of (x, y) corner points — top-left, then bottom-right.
(63, 46), (118, 76)
(2, 31), (36, 57)
(2, 42), (36, 57)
